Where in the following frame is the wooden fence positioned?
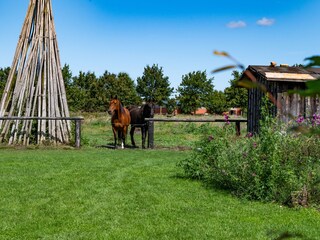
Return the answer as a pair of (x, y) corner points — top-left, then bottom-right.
(0, 117), (84, 148)
(145, 118), (248, 149)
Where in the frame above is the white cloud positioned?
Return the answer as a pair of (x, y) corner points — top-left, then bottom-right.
(257, 17), (275, 26)
(226, 21), (247, 29)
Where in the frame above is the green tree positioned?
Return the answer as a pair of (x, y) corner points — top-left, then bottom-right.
(61, 66), (91, 112)
(207, 90), (228, 114)
(68, 71), (97, 112)
(177, 71), (214, 114)
(0, 67), (10, 98)
(136, 64), (173, 104)
(224, 70), (248, 110)
(66, 70), (140, 112)
(61, 64), (74, 110)
(99, 71), (140, 108)
(164, 98), (177, 115)
(62, 64), (73, 90)
(116, 72), (141, 106)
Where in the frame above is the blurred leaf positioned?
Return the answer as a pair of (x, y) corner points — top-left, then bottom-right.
(237, 79), (280, 110)
(236, 79), (267, 92)
(237, 79), (259, 89)
(213, 50), (229, 57)
(289, 79), (320, 96)
(213, 50), (245, 72)
(289, 89), (319, 97)
(243, 69), (257, 82)
(304, 55), (320, 68)
(236, 64), (245, 70)
(267, 92), (281, 110)
(306, 78), (320, 88)
(212, 65), (237, 73)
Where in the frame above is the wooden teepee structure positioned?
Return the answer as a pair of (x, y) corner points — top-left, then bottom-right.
(0, 0), (71, 145)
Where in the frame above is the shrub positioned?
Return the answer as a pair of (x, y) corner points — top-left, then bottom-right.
(178, 117), (320, 207)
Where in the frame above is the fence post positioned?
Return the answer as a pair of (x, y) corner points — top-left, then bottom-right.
(75, 119), (82, 148)
(148, 120), (154, 149)
(235, 121), (241, 136)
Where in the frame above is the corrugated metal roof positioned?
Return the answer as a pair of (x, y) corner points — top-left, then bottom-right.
(245, 65), (320, 82)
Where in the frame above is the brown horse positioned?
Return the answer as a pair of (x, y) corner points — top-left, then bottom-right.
(108, 96), (131, 149)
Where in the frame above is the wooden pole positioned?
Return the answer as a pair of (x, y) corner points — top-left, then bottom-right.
(75, 119), (82, 148)
(147, 121), (154, 149)
(0, 0), (71, 146)
(236, 121), (241, 136)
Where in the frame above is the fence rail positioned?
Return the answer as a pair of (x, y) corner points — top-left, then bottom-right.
(0, 117), (84, 148)
(145, 118), (248, 149)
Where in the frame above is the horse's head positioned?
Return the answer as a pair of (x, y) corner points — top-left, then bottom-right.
(142, 100), (154, 118)
(108, 96), (121, 116)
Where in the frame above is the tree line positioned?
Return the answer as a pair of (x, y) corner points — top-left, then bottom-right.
(0, 64), (247, 114)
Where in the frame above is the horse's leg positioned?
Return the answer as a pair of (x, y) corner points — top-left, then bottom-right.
(112, 127), (117, 149)
(122, 129), (127, 149)
(121, 129), (125, 149)
(123, 126), (129, 149)
(130, 126), (136, 147)
(118, 129), (124, 149)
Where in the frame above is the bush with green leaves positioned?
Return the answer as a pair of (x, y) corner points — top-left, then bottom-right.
(179, 111), (320, 207)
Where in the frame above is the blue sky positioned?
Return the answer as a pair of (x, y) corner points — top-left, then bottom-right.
(0, 0), (319, 91)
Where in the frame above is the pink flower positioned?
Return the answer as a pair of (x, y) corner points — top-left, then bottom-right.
(224, 114), (230, 125)
(246, 132), (253, 138)
(312, 113), (320, 126)
(296, 115), (304, 124)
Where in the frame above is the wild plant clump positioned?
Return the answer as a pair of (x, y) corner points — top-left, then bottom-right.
(178, 117), (320, 207)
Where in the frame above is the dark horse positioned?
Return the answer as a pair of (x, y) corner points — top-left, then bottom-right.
(108, 96), (131, 149)
(129, 101), (154, 149)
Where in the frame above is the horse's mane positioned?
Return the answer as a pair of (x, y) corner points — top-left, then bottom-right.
(120, 102), (126, 115)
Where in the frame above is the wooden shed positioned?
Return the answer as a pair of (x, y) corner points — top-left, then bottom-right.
(240, 64), (320, 133)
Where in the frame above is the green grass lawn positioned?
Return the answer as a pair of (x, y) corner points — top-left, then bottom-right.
(0, 148), (319, 239)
